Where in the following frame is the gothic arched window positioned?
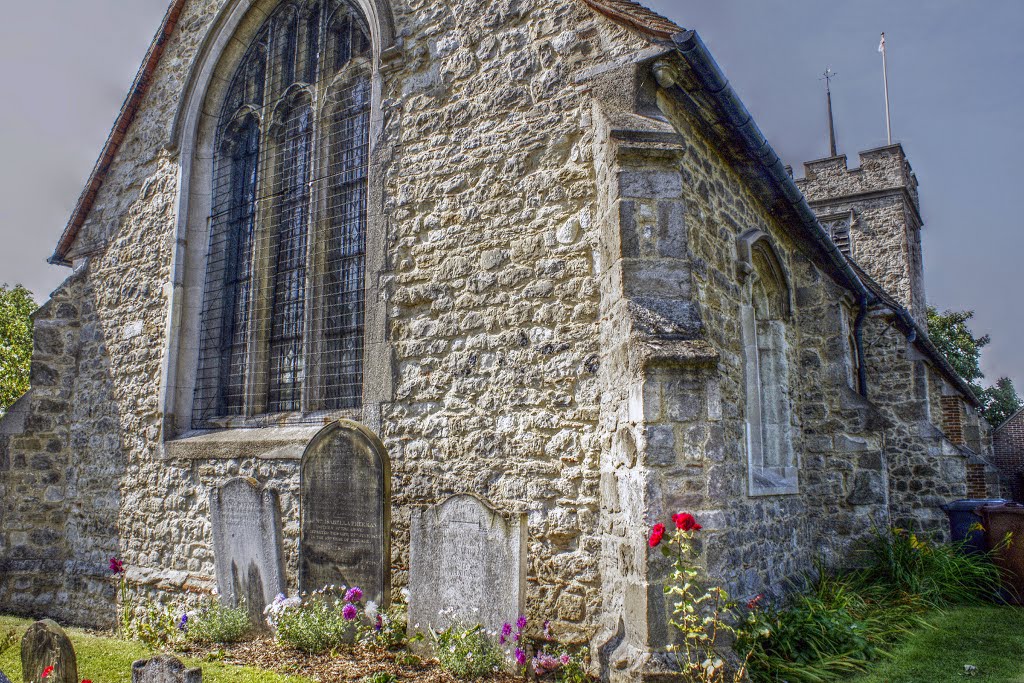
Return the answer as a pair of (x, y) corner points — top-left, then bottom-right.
(737, 230), (798, 496)
(193, 0), (372, 428)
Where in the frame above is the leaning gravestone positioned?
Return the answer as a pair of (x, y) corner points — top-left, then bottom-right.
(131, 655), (202, 683)
(210, 477), (286, 625)
(300, 420), (391, 606)
(20, 620), (77, 683)
(409, 495), (527, 641)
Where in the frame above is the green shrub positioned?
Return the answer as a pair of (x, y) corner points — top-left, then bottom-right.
(266, 588), (363, 654)
(185, 599), (252, 644)
(358, 604), (407, 649)
(432, 623), (505, 679)
(857, 528), (1003, 607)
(742, 573), (928, 683)
(125, 599), (182, 649)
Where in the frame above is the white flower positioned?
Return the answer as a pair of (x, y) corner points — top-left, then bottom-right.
(365, 600), (379, 620)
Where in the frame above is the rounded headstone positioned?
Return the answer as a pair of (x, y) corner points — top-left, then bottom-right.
(300, 420), (391, 606)
(20, 620), (77, 683)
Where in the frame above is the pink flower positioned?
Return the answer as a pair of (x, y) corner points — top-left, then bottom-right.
(342, 603), (358, 621)
(516, 615), (527, 631)
(109, 557), (124, 575)
(560, 653), (571, 665)
(515, 648), (527, 666)
(532, 652), (561, 674)
(500, 621), (512, 644)
(344, 587), (363, 603)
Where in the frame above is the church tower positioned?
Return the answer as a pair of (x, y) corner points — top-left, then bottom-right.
(796, 144), (927, 323)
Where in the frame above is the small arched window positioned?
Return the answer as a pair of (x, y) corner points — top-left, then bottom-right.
(193, 0), (372, 428)
(737, 230), (798, 496)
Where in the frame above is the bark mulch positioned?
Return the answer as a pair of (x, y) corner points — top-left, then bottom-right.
(179, 637), (522, 682)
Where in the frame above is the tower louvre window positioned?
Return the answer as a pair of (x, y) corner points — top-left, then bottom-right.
(192, 0), (372, 429)
(821, 212), (855, 258)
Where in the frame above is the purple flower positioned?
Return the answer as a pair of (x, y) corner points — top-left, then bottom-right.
(178, 614), (188, 632)
(516, 615), (528, 631)
(560, 653), (571, 665)
(543, 620), (551, 639)
(375, 615), (383, 632)
(345, 587), (363, 603)
(342, 603), (358, 621)
(109, 557), (124, 575)
(515, 648), (527, 666)
(500, 621), (512, 645)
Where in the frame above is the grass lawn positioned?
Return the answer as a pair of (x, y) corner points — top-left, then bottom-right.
(0, 616), (314, 683)
(847, 606), (1024, 683)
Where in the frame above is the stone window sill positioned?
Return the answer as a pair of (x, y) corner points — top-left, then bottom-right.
(164, 425), (326, 461)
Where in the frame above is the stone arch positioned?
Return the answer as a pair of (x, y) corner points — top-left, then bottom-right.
(161, 0), (394, 436)
(736, 229), (798, 496)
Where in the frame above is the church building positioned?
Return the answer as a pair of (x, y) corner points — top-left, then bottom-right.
(0, 0), (1001, 679)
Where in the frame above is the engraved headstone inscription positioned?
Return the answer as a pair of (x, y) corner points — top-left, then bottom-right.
(408, 495), (526, 641)
(210, 477), (286, 626)
(300, 420), (390, 605)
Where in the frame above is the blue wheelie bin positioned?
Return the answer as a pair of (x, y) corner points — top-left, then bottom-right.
(941, 499), (1007, 554)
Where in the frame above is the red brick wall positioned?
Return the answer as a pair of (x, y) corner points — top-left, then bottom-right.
(993, 409), (1024, 501)
(942, 396), (965, 445)
(966, 463), (989, 498)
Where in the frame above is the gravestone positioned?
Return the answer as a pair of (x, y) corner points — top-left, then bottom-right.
(1, 670), (11, 683)
(300, 420), (391, 606)
(20, 620), (77, 683)
(408, 495), (527, 639)
(131, 655), (202, 683)
(210, 477), (286, 625)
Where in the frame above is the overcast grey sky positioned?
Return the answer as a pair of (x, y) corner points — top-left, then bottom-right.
(0, 0), (1021, 388)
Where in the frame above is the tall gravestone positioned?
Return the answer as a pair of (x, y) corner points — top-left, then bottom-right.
(300, 420), (390, 606)
(20, 620), (77, 683)
(131, 655), (202, 683)
(408, 495), (527, 640)
(210, 477), (286, 625)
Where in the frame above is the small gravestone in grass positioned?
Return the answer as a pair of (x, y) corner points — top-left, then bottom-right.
(20, 620), (77, 683)
(131, 655), (202, 683)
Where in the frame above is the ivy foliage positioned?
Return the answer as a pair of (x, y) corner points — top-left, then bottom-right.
(0, 284), (36, 414)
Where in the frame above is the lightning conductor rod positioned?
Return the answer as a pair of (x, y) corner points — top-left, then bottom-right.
(821, 67), (838, 157)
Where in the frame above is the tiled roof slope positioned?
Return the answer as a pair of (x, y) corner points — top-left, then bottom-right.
(577, 0), (684, 40)
(51, 0), (680, 263)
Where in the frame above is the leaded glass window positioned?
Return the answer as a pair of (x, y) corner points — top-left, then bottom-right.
(193, 0), (372, 428)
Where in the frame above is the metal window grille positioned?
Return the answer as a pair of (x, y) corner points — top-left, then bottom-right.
(193, 0), (371, 429)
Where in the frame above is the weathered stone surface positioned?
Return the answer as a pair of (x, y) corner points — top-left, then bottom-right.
(210, 477), (286, 625)
(131, 655), (202, 683)
(409, 495), (526, 638)
(20, 620), (77, 683)
(300, 421), (390, 606)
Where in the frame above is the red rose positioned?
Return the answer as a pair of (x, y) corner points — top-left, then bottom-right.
(648, 523), (666, 548)
(672, 512), (702, 532)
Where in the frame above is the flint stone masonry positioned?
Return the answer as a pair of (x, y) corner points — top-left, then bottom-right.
(210, 477), (286, 625)
(408, 495), (527, 640)
(131, 656), (202, 683)
(20, 620), (77, 683)
(300, 421), (390, 606)
(0, 0), (999, 680)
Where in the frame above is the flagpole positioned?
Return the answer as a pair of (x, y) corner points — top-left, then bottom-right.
(881, 32), (892, 144)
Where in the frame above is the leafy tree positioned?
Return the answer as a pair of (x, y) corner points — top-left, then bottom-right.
(927, 306), (1022, 427)
(980, 378), (1023, 429)
(0, 284), (36, 413)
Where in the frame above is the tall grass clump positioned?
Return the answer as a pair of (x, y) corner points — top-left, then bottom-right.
(856, 528), (1004, 607)
(742, 572), (927, 683)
